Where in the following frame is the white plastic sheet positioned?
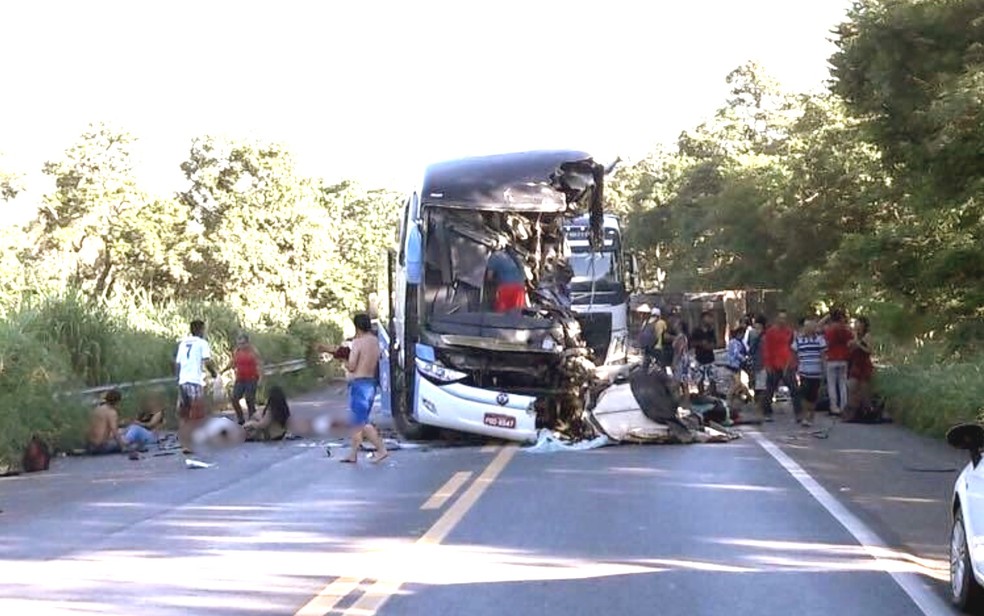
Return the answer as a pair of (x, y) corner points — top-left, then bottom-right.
(524, 429), (613, 453)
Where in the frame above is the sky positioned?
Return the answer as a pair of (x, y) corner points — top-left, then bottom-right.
(0, 0), (853, 201)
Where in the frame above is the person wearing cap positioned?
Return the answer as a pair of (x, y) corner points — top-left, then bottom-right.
(640, 307), (668, 371)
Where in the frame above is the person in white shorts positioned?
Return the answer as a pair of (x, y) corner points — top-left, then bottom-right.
(174, 319), (218, 454)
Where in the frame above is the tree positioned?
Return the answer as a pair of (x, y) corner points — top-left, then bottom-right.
(28, 124), (145, 299)
(0, 161), (28, 309)
(178, 136), (346, 320)
(830, 0), (984, 345)
(317, 180), (401, 309)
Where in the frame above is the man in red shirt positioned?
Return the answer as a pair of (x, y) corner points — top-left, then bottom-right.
(761, 309), (800, 422)
(823, 308), (854, 416)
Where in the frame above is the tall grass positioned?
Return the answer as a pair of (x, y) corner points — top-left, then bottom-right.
(876, 343), (984, 438)
(0, 289), (344, 469)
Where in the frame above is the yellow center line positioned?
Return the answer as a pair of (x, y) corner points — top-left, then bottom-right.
(294, 576), (364, 616)
(341, 445), (517, 616)
(420, 471), (473, 511)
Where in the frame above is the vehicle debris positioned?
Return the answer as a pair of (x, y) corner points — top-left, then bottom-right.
(587, 368), (741, 445)
(524, 430), (613, 454)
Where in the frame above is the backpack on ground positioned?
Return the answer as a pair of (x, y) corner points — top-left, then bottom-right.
(22, 436), (51, 473)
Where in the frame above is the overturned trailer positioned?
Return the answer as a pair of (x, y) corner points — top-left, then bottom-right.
(379, 151), (609, 442)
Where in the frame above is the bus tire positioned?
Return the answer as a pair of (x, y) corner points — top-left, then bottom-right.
(391, 364), (440, 441)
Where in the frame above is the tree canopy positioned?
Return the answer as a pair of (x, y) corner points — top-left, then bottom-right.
(610, 0), (983, 351)
(2, 127), (401, 331)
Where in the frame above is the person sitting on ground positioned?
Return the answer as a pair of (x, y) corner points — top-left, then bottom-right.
(244, 385), (290, 442)
(86, 390), (127, 454)
(121, 398), (164, 452)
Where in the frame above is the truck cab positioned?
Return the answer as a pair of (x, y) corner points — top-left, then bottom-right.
(563, 214), (634, 366)
(379, 150), (608, 443)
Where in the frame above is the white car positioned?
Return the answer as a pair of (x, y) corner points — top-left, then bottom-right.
(948, 423), (984, 612)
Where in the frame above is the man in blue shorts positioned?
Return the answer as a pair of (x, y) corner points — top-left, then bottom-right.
(339, 313), (389, 464)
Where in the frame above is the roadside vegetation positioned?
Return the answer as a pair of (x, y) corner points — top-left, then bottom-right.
(0, 133), (398, 466)
(607, 0), (984, 436)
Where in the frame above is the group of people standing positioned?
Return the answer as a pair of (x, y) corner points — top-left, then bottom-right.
(757, 307), (874, 426)
(639, 305), (875, 426)
(172, 313), (388, 463)
(85, 312), (388, 465)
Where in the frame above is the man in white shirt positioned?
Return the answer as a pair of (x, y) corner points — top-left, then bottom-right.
(175, 319), (218, 453)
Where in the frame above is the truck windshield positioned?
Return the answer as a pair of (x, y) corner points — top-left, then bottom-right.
(570, 251), (620, 284)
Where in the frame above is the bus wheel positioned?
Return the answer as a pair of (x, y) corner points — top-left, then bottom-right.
(391, 366), (440, 441)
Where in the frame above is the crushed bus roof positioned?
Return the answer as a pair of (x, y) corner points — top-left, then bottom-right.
(420, 150), (599, 213)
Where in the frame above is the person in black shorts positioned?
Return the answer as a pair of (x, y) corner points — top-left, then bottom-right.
(690, 311), (718, 395)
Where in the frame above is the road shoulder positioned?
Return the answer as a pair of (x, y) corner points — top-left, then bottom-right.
(756, 412), (963, 598)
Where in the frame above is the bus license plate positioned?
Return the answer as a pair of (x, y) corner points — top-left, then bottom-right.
(483, 413), (516, 429)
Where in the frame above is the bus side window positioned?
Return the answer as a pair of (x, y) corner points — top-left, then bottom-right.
(401, 193), (423, 285)
(398, 196), (411, 266)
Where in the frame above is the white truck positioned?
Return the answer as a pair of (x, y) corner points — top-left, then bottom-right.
(377, 150), (611, 443)
(563, 214), (636, 367)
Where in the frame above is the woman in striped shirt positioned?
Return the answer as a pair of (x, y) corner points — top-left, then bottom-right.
(792, 319), (827, 427)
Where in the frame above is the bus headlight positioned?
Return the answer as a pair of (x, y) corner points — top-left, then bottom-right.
(415, 358), (467, 384)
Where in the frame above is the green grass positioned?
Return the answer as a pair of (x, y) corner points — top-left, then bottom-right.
(0, 289), (346, 469)
(876, 343), (984, 438)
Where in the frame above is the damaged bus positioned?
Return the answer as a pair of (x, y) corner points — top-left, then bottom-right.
(379, 150), (611, 442)
(563, 214), (635, 367)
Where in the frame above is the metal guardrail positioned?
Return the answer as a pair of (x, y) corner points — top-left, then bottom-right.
(73, 358), (310, 399)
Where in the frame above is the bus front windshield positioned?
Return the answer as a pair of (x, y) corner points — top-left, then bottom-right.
(570, 251), (620, 285)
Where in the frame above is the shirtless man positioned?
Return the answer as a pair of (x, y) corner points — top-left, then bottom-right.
(332, 313), (389, 464)
(86, 390), (127, 454)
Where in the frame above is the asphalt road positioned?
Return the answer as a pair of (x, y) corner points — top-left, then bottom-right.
(0, 387), (957, 616)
